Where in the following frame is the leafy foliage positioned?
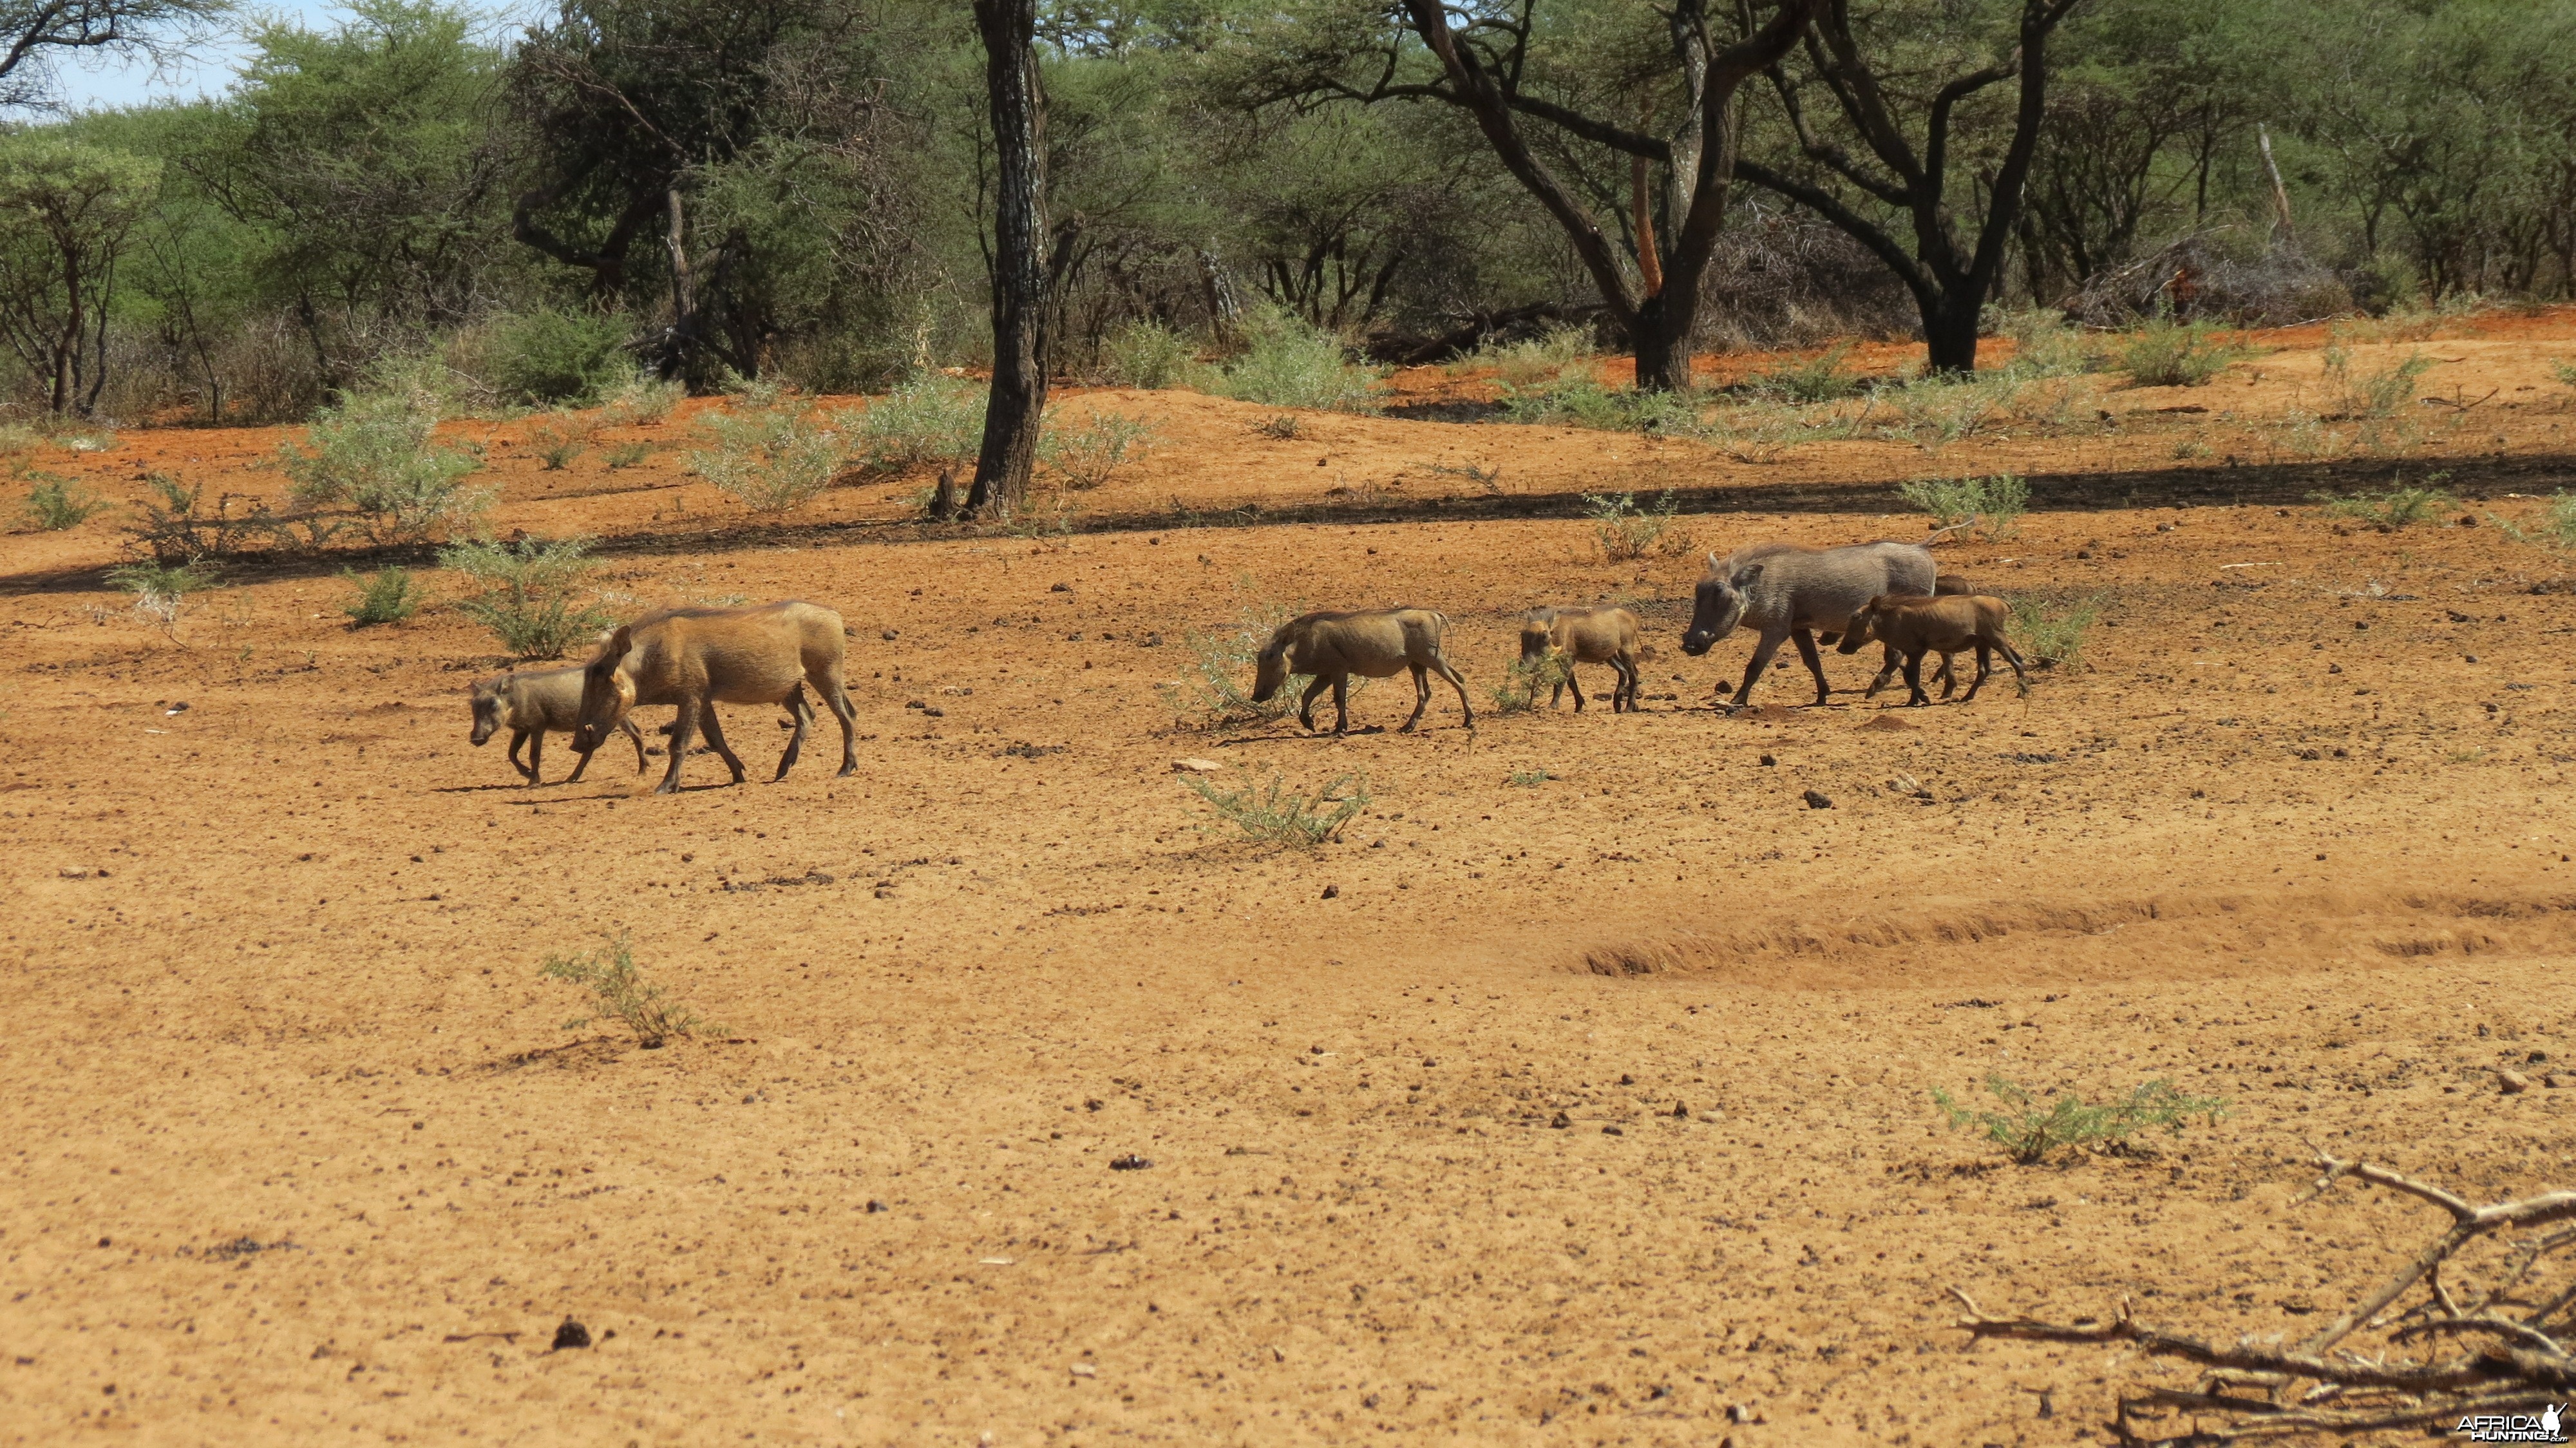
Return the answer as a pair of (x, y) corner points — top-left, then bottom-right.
(278, 385), (488, 545)
(439, 535), (613, 658)
(2313, 481), (2457, 528)
(1209, 308), (1383, 412)
(487, 308), (629, 404)
(1040, 406), (1154, 490)
(2119, 316), (2251, 386)
(1186, 770), (1370, 848)
(340, 566), (419, 625)
(855, 372), (984, 472)
(690, 403), (845, 511)
(542, 932), (711, 1048)
(108, 558), (216, 636)
(2009, 595), (2101, 669)
(1898, 474), (2029, 539)
(19, 476), (102, 529)
(1582, 490), (1688, 560)
(1932, 1076), (2228, 1164)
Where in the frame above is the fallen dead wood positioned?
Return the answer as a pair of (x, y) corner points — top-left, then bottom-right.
(1951, 1149), (2576, 1442)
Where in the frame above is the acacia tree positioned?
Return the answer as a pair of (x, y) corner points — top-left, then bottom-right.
(1274, 0), (1819, 392)
(963, 0), (1049, 517)
(0, 136), (158, 414)
(0, 0), (227, 111)
(1736, 0), (2088, 372)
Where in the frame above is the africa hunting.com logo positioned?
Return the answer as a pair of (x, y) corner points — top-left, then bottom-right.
(2456, 1404), (2567, 1444)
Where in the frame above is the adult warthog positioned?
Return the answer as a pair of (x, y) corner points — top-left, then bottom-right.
(573, 600), (858, 794)
(1252, 607), (1473, 734)
(1680, 534), (1952, 710)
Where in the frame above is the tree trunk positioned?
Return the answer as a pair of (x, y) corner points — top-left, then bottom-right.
(1631, 292), (1694, 392)
(1923, 298), (1982, 375)
(967, 0), (1048, 520)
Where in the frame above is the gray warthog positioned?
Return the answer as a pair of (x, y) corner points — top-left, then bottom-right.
(1680, 538), (1941, 709)
(469, 665), (648, 785)
(573, 600), (858, 794)
(1518, 605), (1643, 712)
(1253, 608), (1473, 734)
(1839, 593), (2027, 705)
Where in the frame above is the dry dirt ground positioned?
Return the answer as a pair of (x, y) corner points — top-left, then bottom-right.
(5, 316), (2576, 1446)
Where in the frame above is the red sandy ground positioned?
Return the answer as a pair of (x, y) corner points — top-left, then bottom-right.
(3, 314), (2575, 1445)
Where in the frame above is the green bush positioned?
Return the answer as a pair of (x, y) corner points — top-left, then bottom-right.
(2488, 490), (2576, 550)
(527, 412), (595, 470)
(2552, 359), (2576, 390)
(1457, 324), (1593, 387)
(278, 388), (489, 546)
(1489, 650), (1567, 714)
(1507, 768), (1554, 786)
(857, 372), (985, 472)
(1211, 309), (1383, 412)
(341, 566), (419, 626)
(2326, 345), (2434, 418)
(1898, 473), (2027, 539)
(440, 535), (614, 659)
(1996, 308), (2104, 378)
(1933, 1076), (2226, 1165)
(1879, 370), (2026, 444)
(597, 369), (685, 427)
(1097, 319), (1197, 389)
(2119, 316), (2250, 386)
(2313, 480), (2456, 529)
(108, 559), (216, 637)
(1503, 374), (1703, 433)
(2009, 595), (2101, 669)
(542, 933), (712, 1049)
(1748, 341), (1863, 402)
(1041, 406), (1155, 490)
(489, 309), (630, 405)
(1187, 769), (1370, 848)
(20, 476), (102, 530)
(691, 406), (847, 512)
(1583, 490), (1689, 560)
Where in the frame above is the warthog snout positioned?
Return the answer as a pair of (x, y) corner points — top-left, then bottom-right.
(1250, 644), (1289, 703)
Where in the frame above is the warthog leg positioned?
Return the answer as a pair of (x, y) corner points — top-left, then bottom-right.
(697, 703), (750, 785)
(656, 703), (698, 794)
(507, 728), (540, 783)
(817, 681), (858, 778)
(1728, 627), (1790, 710)
(1790, 627), (1833, 706)
(1430, 654), (1473, 731)
(1400, 665), (1432, 732)
(1329, 674), (1352, 734)
(1296, 674), (1333, 732)
(773, 684), (814, 781)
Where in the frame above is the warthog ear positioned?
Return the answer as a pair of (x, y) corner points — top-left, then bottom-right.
(1730, 562), (1765, 587)
(1705, 551), (1721, 569)
(601, 625), (632, 662)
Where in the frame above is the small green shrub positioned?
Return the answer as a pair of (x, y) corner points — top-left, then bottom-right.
(1041, 407), (1155, 490)
(1878, 370), (2025, 444)
(2486, 491), (2576, 550)
(2551, 359), (2576, 390)
(1504, 374), (1703, 433)
(542, 932), (711, 1049)
(527, 412), (596, 470)
(1507, 768), (1554, 786)
(1253, 414), (1302, 440)
(597, 369), (685, 427)
(278, 388), (489, 545)
(603, 441), (653, 469)
(1458, 324), (1593, 387)
(1097, 319), (1197, 389)
(857, 372), (985, 472)
(21, 476), (102, 529)
(1996, 307), (2103, 378)
(1584, 490), (1689, 560)
(1187, 769), (1370, 848)
(1489, 650), (1567, 714)
(1898, 473), (2027, 539)
(489, 308), (630, 405)
(1211, 309), (1383, 412)
(341, 566), (419, 627)
(2119, 316), (2249, 386)
(2326, 345), (2434, 419)
(123, 473), (276, 562)
(2313, 480), (2457, 529)
(1932, 1075), (2226, 1165)
(1749, 341), (1862, 403)
(2009, 595), (2101, 669)
(440, 535), (614, 659)
(108, 559), (216, 637)
(691, 406), (846, 512)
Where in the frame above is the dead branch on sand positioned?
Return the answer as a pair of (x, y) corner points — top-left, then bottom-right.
(1949, 1148), (2576, 1442)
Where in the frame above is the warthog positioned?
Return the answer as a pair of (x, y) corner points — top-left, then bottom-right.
(1519, 605), (1643, 712)
(1860, 572), (1976, 696)
(573, 600), (858, 794)
(1839, 593), (2027, 705)
(469, 665), (647, 785)
(1680, 536), (1943, 709)
(1252, 607), (1473, 734)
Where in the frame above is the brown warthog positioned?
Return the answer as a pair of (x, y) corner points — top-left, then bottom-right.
(1518, 605), (1643, 712)
(469, 665), (648, 785)
(1680, 538), (1938, 709)
(573, 601), (858, 793)
(1859, 573), (1975, 696)
(1838, 593), (2027, 705)
(1252, 608), (1473, 734)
